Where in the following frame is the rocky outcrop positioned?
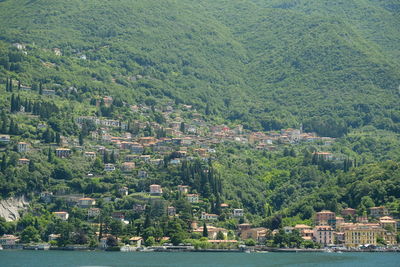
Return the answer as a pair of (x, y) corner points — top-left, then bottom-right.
(0, 195), (29, 222)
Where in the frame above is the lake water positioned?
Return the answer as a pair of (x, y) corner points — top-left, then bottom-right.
(0, 251), (399, 267)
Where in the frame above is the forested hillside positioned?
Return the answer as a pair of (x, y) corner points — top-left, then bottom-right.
(0, 0), (399, 133)
(0, 0), (399, 248)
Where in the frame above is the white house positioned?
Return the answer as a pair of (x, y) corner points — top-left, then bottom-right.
(186, 194), (199, 203)
(53, 211), (69, 221)
(104, 163), (115, 172)
(150, 184), (162, 195)
(233, 209), (244, 217)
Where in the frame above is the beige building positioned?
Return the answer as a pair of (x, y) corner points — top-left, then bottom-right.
(150, 184), (163, 195)
(193, 226), (228, 239)
(315, 210), (336, 228)
(314, 226), (334, 246)
(369, 206), (389, 218)
(379, 216), (397, 232)
(341, 208), (356, 217)
(241, 227), (269, 243)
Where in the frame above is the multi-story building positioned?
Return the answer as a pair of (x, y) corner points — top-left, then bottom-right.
(77, 197), (96, 208)
(241, 228), (269, 243)
(314, 226), (334, 246)
(201, 212), (218, 220)
(369, 206), (389, 218)
(84, 152), (96, 159)
(315, 210), (336, 228)
(0, 235), (19, 245)
(344, 224), (385, 248)
(56, 148), (72, 158)
(293, 224), (313, 240)
(149, 184), (162, 195)
(193, 226), (228, 239)
(17, 142), (29, 153)
(336, 216), (345, 227)
(18, 158), (30, 165)
(88, 208), (101, 217)
(121, 162), (135, 172)
(131, 143), (144, 154)
(341, 208), (356, 218)
(379, 216), (397, 232)
(104, 163), (115, 172)
(233, 209), (244, 217)
(186, 194), (199, 203)
(0, 135), (11, 143)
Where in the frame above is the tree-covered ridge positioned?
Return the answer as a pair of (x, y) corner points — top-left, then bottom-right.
(0, 0), (399, 133)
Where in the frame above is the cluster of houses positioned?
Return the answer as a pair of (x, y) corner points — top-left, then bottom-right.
(282, 207), (398, 248)
(1, 91), (341, 183)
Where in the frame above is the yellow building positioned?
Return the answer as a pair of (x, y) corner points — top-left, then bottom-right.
(384, 232), (397, 246)
(344, 224), (387, 247)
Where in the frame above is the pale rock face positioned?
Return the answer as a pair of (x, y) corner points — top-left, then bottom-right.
(0, 195), (29, 222)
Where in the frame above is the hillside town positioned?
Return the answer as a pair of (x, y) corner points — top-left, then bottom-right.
(0, 91), (398, 252)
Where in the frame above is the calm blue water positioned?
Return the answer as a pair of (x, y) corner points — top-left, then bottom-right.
(0, 251), (399, 267)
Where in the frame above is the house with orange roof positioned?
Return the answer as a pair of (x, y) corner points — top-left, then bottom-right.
(53, 211), (69, 221)
(379, 216), (397, 232)
(77, 197), (96, 208)
(193, 226), (228, 239)
(18, 158), (30, 165)
(240, 227), (269, 243)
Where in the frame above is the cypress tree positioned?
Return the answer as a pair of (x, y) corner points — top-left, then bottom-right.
(9, 119), (15, 134)
(79, 132), (84, 146)
(144, 213), (151, 229)
(16, 95), (21, 112)
(5, 78), (9, 92)
(47, 148), (54, 163)
(39, 82), (43, 95)
(103, 150), (109, 164)
(55, 132), (61, 145)
(10, 94), (15, 112)
(9, 78), (13, 92)
(28, 160), (35, 172)
(202, 222), (208, 237)
(18, 80), (21, 90)
(110, 150), (116, 163)
(0, 111), (7, 134)
(1, 154), (6, 172)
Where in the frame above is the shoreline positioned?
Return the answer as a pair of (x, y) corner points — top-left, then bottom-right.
(1, 245), (399, 253)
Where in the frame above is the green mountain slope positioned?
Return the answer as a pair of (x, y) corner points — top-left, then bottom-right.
(0, 0), (399, 133)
